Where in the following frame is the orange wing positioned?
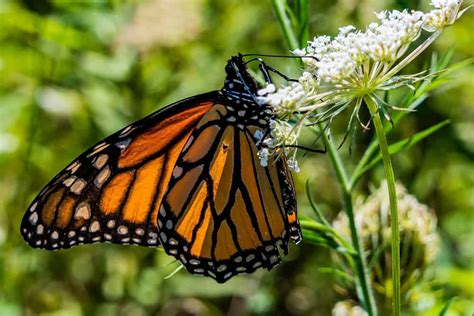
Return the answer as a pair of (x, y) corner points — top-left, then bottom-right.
(158, 104), (302, 282)
(21, 93), (216, 250)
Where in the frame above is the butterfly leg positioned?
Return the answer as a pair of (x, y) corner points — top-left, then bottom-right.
(258, 61), (298, 83)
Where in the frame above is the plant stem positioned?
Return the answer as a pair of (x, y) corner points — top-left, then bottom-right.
(272, 0), (299, 50)
(317, 126), (378, 316)
(364, 96), (401, 316)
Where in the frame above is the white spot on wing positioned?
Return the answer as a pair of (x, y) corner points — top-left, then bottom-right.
(29, 212), (38, 225)
(159, 205), (166, 216)
(87, 142), (109, 158)
(63, 176), (77, 187)
(36, 224), (44, 235)
(94, 166), (111, 188)
(117, 225), (128, 235)
(116, 138), (131, 150)
(70, 178), (87, 194)
(183, 136), (194, 152)
(169, 238), (178, 246)
(89, 221), (100, 232)
(74, 203), (91, 220)
(67, 161), (81, 172)
(189, 259), (200, 265)
(30, 201), (38, 212)
(159, 232), (167, 243)
(93, 154), (108, 169)
(172, 166), (183, 178)
(119, 125), (135, 137)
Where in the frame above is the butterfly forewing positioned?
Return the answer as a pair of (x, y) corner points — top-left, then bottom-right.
(21, 93), (216, 250)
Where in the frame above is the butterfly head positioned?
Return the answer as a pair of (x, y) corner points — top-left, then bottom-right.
(222, 54), (261, 106)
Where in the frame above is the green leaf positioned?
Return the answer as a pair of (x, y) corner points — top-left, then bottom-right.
(352, 120), (450, 183)
(305, 180), (331, 226)
(318, 267), (354, 283)
(302, 229), (334, 247)
(439, 296), (457, 316)
(300, 219), (356, 255)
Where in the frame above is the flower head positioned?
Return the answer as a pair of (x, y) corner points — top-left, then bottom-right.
(258, 82), (308, 117)
(332, 301), (367, 316)
(423, 0), (464, 31)
(332, 182), (440, 311)
(255, 0), (466, 168)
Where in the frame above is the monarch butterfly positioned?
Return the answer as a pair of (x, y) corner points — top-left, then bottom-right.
(21, 54), (302, 283)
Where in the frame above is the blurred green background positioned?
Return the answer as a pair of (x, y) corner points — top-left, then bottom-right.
(0, 0), (472, 315)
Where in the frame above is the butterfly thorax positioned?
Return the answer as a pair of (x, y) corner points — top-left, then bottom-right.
(220, 55), (273, 130)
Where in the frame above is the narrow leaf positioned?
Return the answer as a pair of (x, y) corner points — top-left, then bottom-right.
(354, 120), (449, 181)
(439, 296), (457, 316)
(305, 180), (331, 226)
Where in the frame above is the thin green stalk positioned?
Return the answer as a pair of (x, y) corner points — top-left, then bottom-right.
(317, 126), (378, 316)
(364, 96), (401, 316)
(271, 0), (299, 50)
(350, 141), (378, 188)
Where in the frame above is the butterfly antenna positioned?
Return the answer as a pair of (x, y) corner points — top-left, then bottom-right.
(242, 53), (319, 62)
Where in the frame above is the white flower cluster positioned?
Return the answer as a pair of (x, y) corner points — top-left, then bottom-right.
(257, 72), (319, 118)
(254, 119), (300, 172)
(424, 0), (464, 31)
(369, 10), (425, 61)
(255, 0), (465, 170)
(258, 82), (307, 117)
(297, 9), (426, 83)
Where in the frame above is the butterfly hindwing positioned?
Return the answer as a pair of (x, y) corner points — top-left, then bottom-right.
(21, 93), (216, 250)
(158, 104), (302, 282)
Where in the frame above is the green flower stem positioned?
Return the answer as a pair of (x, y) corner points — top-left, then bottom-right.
(365, 96), (401, 316)
(315, 126), (378, 316)
(350, 141), (379, 188)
